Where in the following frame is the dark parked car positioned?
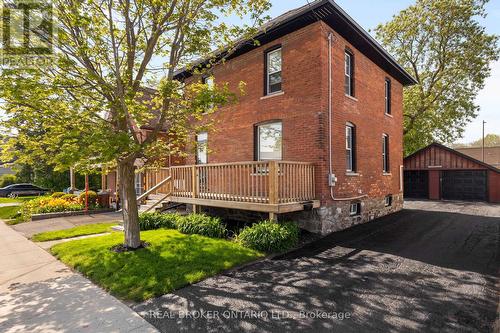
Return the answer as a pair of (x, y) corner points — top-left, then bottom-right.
(0, 184), (49, 198)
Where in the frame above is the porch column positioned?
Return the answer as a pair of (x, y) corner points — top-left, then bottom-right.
(69, 167), (76, 192)
(268, 161), (279, 222)
(192, 165), (200, 213)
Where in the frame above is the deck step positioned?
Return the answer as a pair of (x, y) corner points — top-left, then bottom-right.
(147, 194), (165, 201)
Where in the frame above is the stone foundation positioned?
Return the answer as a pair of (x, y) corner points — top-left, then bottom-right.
(284, 193), (403, 234)
(197, 206), (268, 223)
(185, 193), (403, 235)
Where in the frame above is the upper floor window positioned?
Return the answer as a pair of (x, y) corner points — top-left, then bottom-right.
(196, 132), (208, 164)
(344, 50), (354, 97)
(265, 47), (282, 95)
(382, 134), (390, 172)
(202, 76), (215, 111)
(255, 121), (282, 160)
(346, 123), (356, 172)
(202, 75), (214, 88)
(385, 78), (391, 115)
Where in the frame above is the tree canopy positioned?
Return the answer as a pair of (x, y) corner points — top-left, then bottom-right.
(0, 0), (271, 248)
(375, 0), (499, 155)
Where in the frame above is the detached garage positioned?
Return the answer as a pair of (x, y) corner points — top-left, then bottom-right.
(404, 143), (500, 203)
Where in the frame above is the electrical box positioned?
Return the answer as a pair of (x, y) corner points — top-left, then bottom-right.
(328, 173), (337, 186)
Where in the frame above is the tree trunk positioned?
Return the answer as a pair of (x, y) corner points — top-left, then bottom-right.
(118, 158), (141, 249)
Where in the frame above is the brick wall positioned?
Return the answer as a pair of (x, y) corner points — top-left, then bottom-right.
(186, 21), (404, 207)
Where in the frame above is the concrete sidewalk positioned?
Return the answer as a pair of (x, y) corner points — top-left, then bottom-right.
(0, 221), (157, 333)
(12, 212), (123, 238)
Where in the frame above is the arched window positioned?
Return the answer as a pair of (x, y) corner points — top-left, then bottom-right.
(254, 121), (282, 161)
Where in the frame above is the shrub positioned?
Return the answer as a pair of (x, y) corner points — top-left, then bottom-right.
(139, 212), (181, 231)
(61, 194), (77, 201)
(79, 190), (98, 207)
(20, 196), (84, 221)
(237, 221), (300, 253)
(0, 174), (16, 188)
(176, 214), (227, 238)
(51, 192), (66, 198)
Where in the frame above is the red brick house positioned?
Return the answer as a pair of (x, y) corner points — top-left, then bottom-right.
(108, 0), (416, 234)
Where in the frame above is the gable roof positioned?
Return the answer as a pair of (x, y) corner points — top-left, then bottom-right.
(174, 0), (417, 86)
(405, 142), (500, 173)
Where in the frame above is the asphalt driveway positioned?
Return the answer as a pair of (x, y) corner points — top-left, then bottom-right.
(135, 201), (499, 332)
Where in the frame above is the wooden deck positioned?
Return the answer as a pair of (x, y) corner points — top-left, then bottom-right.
(144, 161), (319, 218)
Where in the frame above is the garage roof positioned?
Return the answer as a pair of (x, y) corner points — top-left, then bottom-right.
(404, 143), (500, 173)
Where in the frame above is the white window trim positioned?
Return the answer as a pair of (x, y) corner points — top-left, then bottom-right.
(202, 76), (215, 113)
(346, 124), (354, 172)
(266, 48), (282, 95)
(385, 79), (391, 115)
(257, 121), (282, 161)
(134, 172), (143, 196)
(349, 203), (360, 216)
(382, 134), (389, 172)
(197, 132), (208, 165)
(345, 52), (352, 96)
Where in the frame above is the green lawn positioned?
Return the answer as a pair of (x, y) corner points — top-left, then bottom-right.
(0, 196), (38, 204)
(31, 222), (118, 242)
(0, 205), (20, 220)
(0, 196), (38, 224)
(51, 229), (263, 301)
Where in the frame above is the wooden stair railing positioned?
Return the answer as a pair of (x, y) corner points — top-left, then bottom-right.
(142, 192), (172, 213)
(137, 175), (172, 203)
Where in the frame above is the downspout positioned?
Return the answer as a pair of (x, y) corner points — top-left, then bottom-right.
(327, 32), (335, 200)
(327, 32), (367, 201)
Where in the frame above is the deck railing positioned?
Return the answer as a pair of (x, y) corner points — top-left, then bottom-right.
(144, 168), (171, 195)
(144, 161), (315, 205)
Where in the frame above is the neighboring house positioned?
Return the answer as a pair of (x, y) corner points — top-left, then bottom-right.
(139, 0), (416, 235)
(455, 146), (500, 169)
(404, 143), (500, 203)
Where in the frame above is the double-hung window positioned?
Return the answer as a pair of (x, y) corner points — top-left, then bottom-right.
(385, 78), (391, 115)
(344, 50), (354, 96)
(134, 173), (143, 196)
(265, 47), (282, 95)
(196, 132), (208, 165)
(256, 121), (282, 161)
(202, 76), (215, 111)
(202, 75), (214, 87)
(346, 123), (356, 172)
(382, 134), (390, 173)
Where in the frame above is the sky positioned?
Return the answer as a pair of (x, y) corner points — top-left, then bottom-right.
(262, 0), (500, 144)
(0, 1), (497, 144)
